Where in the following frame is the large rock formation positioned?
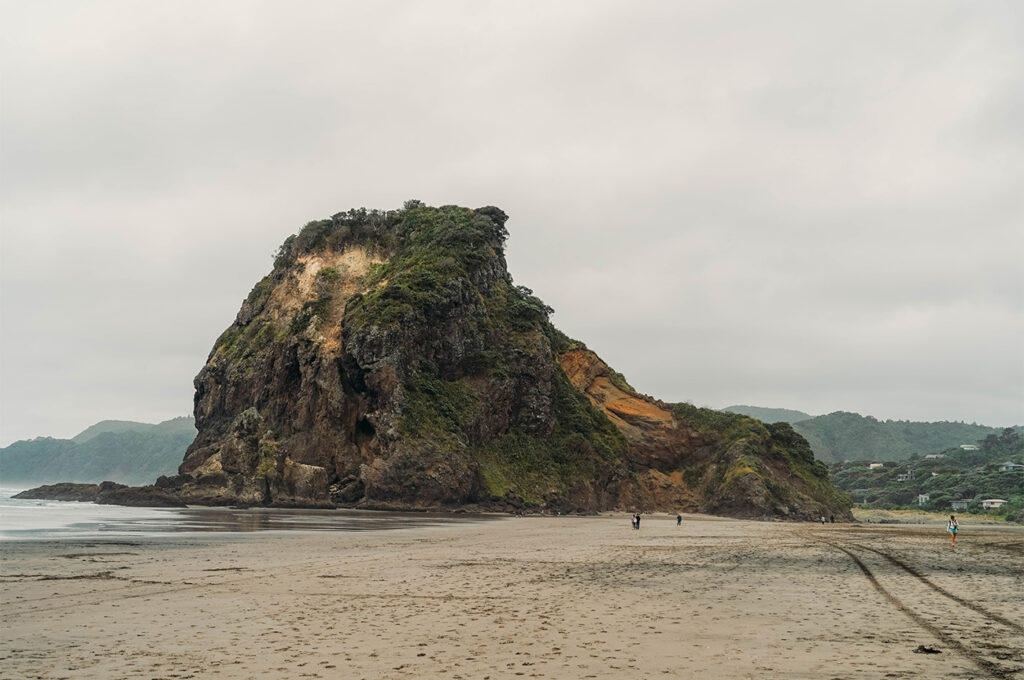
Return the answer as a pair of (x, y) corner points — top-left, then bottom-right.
(157, 203), (850, 520)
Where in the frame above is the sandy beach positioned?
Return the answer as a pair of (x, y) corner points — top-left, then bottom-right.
(2, 514), (1022, 680)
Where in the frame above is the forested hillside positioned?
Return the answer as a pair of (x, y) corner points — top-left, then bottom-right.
(0, 417), (194, 486)
(721, 405), (813, 424)
(795, 412), (1012, 463)
(722, 407), (1015, 463)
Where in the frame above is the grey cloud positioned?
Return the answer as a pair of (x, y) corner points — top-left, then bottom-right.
(1, 0), (1021, 444)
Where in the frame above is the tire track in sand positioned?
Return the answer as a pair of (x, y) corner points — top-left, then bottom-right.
(823, 540), (1021, 680)
(850, 542), (1023, 635)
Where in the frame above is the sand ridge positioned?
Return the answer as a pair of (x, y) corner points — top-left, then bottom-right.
(1, 515), (1022, 679)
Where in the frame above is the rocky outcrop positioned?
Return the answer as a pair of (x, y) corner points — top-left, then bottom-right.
(13, 483), (102, 502)
(166, 203), (850, 519)
(14, 481), (186, 507)
(560, 349), (851, 519)
(21, 203), (852, 520)
(169, 205), (611, 511)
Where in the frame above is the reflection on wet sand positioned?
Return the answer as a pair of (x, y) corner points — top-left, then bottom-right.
(147, 507), (497, 533)
(82, 506), (499, 535)
(0, 498), (499, 540)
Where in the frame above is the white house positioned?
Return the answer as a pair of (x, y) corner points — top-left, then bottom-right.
(917, 494), (930, 506)
(950, 499), (971, 511)
(868, 463), (884, 470)
(999, 461), (1024, 472)
(924, 454), (946, 460)
(959, 444), (979, 451)
(896, 470), (916, 482)
(981, 499), (1008, 509)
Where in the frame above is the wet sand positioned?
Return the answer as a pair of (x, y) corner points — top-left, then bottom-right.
(2, 514), (1022, 679)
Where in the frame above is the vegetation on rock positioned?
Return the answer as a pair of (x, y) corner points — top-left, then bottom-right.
(668, 404), (847, 517)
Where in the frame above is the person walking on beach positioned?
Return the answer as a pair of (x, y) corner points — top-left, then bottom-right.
(676, 514), (682, 527)
(947, 515), (958, 547)
(634, 513), (641, 530)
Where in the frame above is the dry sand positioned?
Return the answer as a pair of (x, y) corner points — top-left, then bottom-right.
(1, 514), (1022, 679)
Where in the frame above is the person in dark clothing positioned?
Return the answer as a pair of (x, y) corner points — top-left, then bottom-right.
(676, 514), (682, 526)
(634, 513), (641, 530)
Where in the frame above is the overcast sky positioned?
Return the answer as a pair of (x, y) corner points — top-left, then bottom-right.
(1, 1), (1022, 445)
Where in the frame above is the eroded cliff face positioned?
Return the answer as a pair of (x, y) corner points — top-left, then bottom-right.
(163, 204), (851, 520)
(177, 247), (388, 507)
(559, 349), (851, 519)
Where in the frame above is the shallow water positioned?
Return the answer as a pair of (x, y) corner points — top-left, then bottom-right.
(0, 487), (495, 540)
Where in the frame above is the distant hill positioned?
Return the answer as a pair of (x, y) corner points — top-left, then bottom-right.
(0, 417), (194, 486)
(722, 405), (813, 424)
(72, 419), (183, 444)
(719, 405), (1019, 464)
(793, 412), (1017, 463)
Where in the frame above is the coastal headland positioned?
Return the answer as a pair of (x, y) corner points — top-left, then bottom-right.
(2, 514), (1021, 679)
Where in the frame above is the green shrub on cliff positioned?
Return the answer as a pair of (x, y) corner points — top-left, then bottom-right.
(674, 402), (765, 441)
(672, 403), (847, 515)
(477, 361), (628, 502)
(401, 368), (479, 447)
(344, 206), (496, 328)
(331, 204), (628, 501)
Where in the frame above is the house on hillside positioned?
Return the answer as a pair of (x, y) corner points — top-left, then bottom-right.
(981, 499), (1008, 509)
(896, 470), (915, 482)
(999, 461), (1024, 472)
(924, 454), (946, 460)
(917, 494), (930, 506)
(950, 499), (971, 511)
(959, 444), (979, 451)
(868, 463), (884, 470)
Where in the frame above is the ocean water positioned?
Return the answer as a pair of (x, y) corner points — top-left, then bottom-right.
(0, 487), (493, 540)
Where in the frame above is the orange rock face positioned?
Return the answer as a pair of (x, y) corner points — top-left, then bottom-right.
(557, 348), (852, 520)
(559, 349), (701, 508)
